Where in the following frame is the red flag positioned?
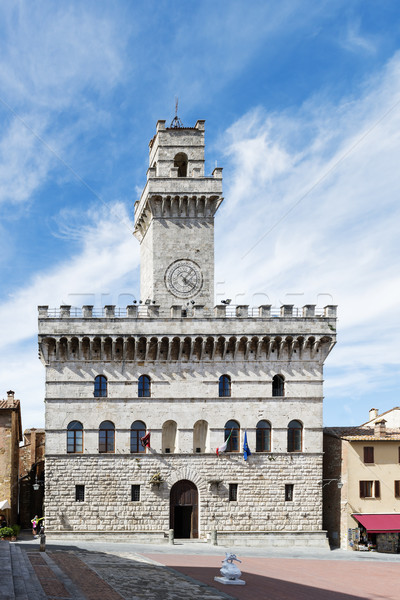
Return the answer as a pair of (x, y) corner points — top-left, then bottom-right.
(140, 432), (151, 448)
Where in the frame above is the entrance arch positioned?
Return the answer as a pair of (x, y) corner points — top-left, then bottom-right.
(170, 480), (198, 539)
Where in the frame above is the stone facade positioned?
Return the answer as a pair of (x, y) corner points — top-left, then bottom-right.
(0, 391), (22, 525)
(39, 118), (336, 546)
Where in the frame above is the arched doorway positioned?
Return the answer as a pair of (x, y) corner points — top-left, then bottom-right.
(170, 480), (198, 539)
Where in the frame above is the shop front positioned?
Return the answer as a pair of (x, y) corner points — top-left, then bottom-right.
(352, 514), (400, 553)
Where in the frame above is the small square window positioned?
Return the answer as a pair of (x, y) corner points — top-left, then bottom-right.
(195, 447), (201, 453)
(285, 484), (294, 501)
(229, 483), (238, 502)
(131, 484), (140, 502)
(75, 485), (85, 502)
(165, 448), (170, 454)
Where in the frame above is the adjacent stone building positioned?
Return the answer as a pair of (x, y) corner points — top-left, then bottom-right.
(19, 428), (45, 528)
(324, 408), (400, 552)
(39, 118), (337, 545)
(0, 391), (22, 525)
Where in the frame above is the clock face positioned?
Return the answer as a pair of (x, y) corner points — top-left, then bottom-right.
(165, 260), (203, 298)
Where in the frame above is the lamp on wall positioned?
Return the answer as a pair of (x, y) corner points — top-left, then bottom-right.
(32, 474), (44, 491)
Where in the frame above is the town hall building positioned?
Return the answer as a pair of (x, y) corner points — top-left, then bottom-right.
(38, 117), (337, 546)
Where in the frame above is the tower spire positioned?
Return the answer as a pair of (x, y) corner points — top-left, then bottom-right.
(170, 97), (184, 128)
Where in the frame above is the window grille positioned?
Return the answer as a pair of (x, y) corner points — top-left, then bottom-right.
(131, 485), (140, 502)
(75, 485), (85, 502)
(229, 484), (238, 501)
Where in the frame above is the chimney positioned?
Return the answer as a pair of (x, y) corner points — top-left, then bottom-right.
(369, 408), (378, 421)
(374, 419), (386, 438)
(7, 390), (15, 399)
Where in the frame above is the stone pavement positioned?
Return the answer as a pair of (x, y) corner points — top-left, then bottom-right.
(2, 534), (400, 600)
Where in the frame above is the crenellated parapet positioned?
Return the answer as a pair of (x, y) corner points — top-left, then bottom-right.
(38, 303), (337, 320)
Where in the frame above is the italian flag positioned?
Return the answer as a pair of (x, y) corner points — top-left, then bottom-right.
(216, 430), (232, 456)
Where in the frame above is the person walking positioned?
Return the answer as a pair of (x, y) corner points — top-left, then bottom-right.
(31, 515), (44, 538)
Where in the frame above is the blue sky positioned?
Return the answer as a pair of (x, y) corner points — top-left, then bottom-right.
(0, 1), (399, 429)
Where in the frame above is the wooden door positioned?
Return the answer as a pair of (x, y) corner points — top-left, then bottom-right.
(170, 480), (198, 538)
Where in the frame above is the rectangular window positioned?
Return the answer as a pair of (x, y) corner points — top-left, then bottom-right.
(285, 484), (294, 501)
(75, 485), (85, 502)
(229, 483), (238, 502)
(364, 446), (374, 463)
(131, 484), (140, 502)
(359, 481), (380, 498)
(398, 447), (400, 464)
(395, 481), (400, 498)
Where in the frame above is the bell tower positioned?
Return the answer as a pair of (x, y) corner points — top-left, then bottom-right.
(134, 119), (223, 314)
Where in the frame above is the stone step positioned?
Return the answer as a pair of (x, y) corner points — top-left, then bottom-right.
(0, 540), (14, 600)
(10, 545), (47, 600)
(175, 538), (208, 543)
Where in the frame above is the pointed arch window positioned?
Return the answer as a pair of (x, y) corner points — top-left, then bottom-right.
(99, 421), (115, 453)
(272, 374), (285, 397)
(94, 375), (107, 398)
(131, 421), (147, 453)
(138, 375), (151, 397)
(287, 420), (303, 452)
(225, 420), (240, 452)
(67, 421), (83, 453)
(256, 420), (271, 452)
(219, 375), (231, 397)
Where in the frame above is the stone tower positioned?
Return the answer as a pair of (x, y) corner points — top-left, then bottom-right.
(134, 119), (222, 313)
(39, 118), (337, 546)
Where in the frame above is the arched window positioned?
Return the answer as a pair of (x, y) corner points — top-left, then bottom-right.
(225, 420), (240, 452)
(219, 374), (231, 397)
(94, 375), (107, 398)
(162, 420), (177, 453)
(138, 374), (151, 397)
(193, 420), (209, 453)
(256, 420), (271, 452)
(287, 420), (303, 452)
(272, 374), (285, 397)
(131, 421), (146, 453)
(99, 421), (115, 453)
(67, 421), (83, 453)
(174, 152), (188, 177)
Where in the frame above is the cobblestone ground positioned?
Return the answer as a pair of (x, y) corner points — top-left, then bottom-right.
(27, 549), (231, 600)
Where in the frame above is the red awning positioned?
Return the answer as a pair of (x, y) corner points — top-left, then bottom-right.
(353, 514), (400, 533)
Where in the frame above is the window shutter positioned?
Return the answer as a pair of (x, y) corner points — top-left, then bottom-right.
(360, 481), (365, 498)
(374, 480), (380, 498)
(364, 447), (374, 463)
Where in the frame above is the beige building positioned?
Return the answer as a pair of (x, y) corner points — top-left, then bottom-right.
(324, 408), (400, 553)
(39, 118), (336, 546)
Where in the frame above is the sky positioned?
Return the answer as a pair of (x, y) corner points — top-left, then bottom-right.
(0, 0), (399, 430)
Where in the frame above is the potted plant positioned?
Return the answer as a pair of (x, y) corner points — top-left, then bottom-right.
(0, 527), (15, 541)
(11, 524), (21, 541)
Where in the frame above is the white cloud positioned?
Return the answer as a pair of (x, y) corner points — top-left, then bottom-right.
(0, 202), (138, 348)
(0, 202), (139, 427)
(216, 53), (400, 407)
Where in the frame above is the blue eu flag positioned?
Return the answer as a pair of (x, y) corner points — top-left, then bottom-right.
(243, 431), (252, 461)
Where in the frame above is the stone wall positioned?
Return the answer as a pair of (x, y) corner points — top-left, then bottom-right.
(45, 453), (324, 538)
